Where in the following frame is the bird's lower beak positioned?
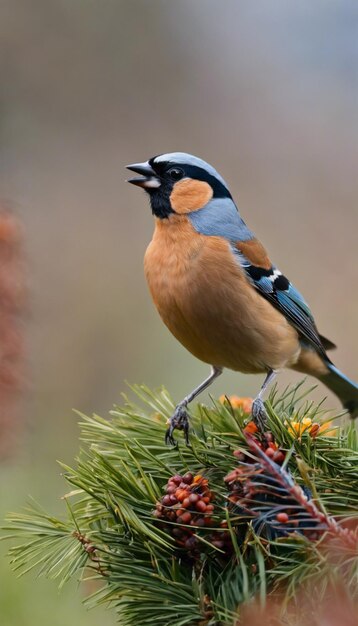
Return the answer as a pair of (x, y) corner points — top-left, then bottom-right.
(126, 162), (161, 189)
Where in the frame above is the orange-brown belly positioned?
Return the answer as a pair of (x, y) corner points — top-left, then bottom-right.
(144, 216), (300, 374)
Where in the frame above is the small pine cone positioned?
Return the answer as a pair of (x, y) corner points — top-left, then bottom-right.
(153, 472), (216, 552)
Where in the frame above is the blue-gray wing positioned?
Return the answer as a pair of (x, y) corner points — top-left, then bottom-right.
(186, 198), (334, 358)
(232, 247), (333, 359)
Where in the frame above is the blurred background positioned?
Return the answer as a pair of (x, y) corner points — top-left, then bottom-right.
(0, 1), (357, 624)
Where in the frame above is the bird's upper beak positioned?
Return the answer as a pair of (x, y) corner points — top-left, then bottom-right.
(126, 162), (161, 189)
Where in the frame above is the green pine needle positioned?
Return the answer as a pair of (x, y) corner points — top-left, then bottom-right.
(2, 382), (357, 625)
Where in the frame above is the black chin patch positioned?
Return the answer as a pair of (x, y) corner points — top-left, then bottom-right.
(148, 186), (174, 219)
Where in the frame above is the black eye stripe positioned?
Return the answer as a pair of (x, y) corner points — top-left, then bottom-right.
(151, 161), (231, 199)
(183, 166), (232, 198)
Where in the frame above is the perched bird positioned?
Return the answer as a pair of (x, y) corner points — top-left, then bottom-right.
(127, 152), (358, 444)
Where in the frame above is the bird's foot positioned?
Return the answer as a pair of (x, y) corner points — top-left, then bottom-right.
(165, 404), (191, 446)
(251, 398), (269, 432)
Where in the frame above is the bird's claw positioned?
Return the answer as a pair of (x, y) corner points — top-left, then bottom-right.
(251, 398), (268, 432)
(165, 405), (191, 446)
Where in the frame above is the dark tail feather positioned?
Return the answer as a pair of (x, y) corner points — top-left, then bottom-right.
(319, 334), (336, 351)
(320, 363), (358, 418)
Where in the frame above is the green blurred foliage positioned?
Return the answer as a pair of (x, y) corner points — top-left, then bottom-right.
(0, 1), (357, 624)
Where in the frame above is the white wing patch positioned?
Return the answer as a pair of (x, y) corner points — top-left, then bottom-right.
(269, 269), (282, 282)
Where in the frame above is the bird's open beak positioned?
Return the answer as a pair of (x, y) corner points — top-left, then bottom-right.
(126, 162), (161, 189)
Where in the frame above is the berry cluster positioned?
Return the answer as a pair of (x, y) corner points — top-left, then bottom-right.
(225, 422), (286, 510)
(154, 472), (215, 525)
(238, 421), (286, 465)
(224, 422), (327, 540)
(154, 472), (233, 555)
(154, 417), (331, 551)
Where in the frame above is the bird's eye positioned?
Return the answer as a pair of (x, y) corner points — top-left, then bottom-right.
(168, 167), (184, 181)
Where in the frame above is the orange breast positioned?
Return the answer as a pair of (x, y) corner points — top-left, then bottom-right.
(144, 215), (300, 373)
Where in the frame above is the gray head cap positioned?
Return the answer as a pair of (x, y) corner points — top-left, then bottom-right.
(153, 152), (229, 189)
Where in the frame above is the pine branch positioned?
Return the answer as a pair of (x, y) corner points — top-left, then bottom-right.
(1, 382), (357, 625)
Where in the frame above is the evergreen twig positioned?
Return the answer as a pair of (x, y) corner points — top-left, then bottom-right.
(1, 382), (357, 625)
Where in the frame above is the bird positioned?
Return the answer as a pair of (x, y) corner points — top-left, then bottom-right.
(126, 152), (358, 444)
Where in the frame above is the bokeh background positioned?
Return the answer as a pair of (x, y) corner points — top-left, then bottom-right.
(1, 1), (357, 624)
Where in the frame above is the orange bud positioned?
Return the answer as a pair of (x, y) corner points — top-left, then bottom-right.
(243, 420), (258, 435)
(176, 489), (189, 502)
(309, 423), (320, 438)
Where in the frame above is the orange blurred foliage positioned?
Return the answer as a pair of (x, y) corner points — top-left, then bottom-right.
(0, 207), (26, 458)
(219, 395), (254, 413)
(238, 584), (358, 626)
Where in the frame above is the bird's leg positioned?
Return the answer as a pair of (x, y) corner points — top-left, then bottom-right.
(165, 366), (223, 446)
(252, 369), (277, 432)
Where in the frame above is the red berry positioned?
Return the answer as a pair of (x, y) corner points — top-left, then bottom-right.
(205, 504), (214, 513)
(196, 500), (207, 513)
(179, 511), (192, 524)
(273, 451), (285, 464)
(184, 536), (198, 550)
(162, 495), (172, 506)
(188, 493), (199, 504)
(169, 495), (178, 504)
(182, 498), (191, 509)
(276, 512), (289, 523)
(265, 447), (275, 458)
(172, 475), (182, 485)
(182, 473), (194, 484)
(195, 518), (206, 527)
